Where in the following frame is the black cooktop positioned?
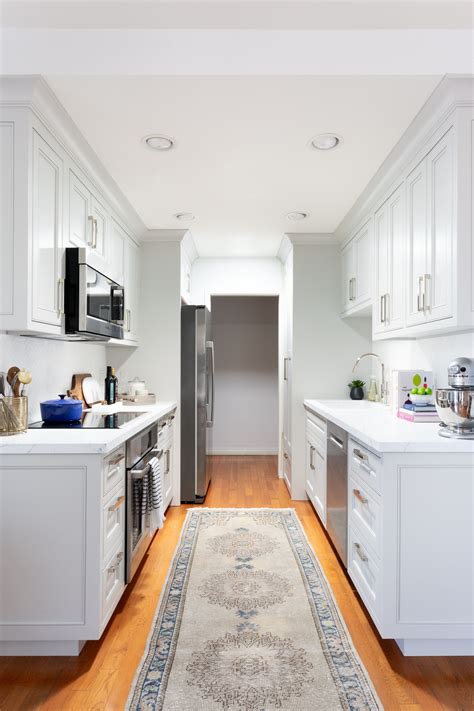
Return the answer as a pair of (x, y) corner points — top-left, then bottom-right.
(29, 411), (143, 429)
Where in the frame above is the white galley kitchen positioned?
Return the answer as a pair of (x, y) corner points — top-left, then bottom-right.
(0, 3), (473, 710)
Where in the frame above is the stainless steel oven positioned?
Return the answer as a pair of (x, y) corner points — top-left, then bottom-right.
(125, 423), (159, 583)
(65, 247), (124, 340)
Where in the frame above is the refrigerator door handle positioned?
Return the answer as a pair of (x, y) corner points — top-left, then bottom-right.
(206, 340), (215, 427)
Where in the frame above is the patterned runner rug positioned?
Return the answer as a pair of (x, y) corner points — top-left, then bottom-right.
(127, 508), (382, 710)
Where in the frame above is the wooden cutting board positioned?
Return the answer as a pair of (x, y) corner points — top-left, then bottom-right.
(67, 373), (92, 406)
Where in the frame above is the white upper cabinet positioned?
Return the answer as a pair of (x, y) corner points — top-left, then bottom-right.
(123, 237), (140, 342)
(108, 218), (126, 287)
(31, 130), (64, 328)
(341, 78), (473, 341)
(341, 218), (373, 315)
(373, 183), (405, 334)
(0, 78), (142, 339)
(406, 128), (453, 328)
(68, 168), (108, 268)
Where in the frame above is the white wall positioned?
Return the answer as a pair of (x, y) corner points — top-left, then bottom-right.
(0, 333), (106, 423)
(107, 240), (182, 503)
(375, 331), (474, 394)
(191, 257), (282, 307)
(210, 296), (279, 455)
(290, 243), (373, 499)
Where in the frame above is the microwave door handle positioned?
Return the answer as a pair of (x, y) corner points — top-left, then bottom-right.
(206, 340), (215, 427)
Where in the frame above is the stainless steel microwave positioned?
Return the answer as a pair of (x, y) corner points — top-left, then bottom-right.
(65, 248), (124, 340)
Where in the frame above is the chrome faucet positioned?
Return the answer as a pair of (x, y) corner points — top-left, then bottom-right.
(352, 352), (388, 404)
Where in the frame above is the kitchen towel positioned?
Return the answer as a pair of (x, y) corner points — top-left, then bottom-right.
(148, 456), (165, 532)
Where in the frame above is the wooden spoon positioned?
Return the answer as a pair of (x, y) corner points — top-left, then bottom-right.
(7, 367), (21, 397)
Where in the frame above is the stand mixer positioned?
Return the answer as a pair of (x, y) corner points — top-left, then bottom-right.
(435, 357), (474, 439)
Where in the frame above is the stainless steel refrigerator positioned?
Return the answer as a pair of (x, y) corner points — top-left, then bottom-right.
(181, 305), (214, 503)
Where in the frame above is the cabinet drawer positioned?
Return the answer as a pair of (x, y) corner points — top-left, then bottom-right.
(306, 411), (327, 447)
(349, 439), (382, 494)
(348, 526), (381, 622)
(102, 485), (125, 561)
(348, 474), (381, 558)
(101, 543), (125, 625)
(157, 414), (175, 446)
(102, 446), (126, 497)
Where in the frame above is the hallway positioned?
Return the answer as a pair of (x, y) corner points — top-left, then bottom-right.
(0, 457), (471, 710)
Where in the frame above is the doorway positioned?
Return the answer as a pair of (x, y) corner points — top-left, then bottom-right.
(209, 295), (279, 455)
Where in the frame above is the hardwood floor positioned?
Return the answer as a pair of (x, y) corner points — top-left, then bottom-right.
(1, 455), (472, 710)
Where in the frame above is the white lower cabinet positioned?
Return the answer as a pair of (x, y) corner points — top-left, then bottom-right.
(346, 437), (473, 656)
(305, 411), (327, 525)
(158, 413), (176, 508)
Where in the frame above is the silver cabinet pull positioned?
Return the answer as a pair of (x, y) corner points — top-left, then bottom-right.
(87, 215), (94, 246)
(353, 489), (368, 504)
(354, 542), (369, 562)
(126, 308), (131, 332)
(107, 551), (124, 574)
(108, 453), (125, 467)
(165, 449), (170, 475)
(329, 434), (344, 450)
(423, 273), (430, 311)
(353, 448), (368, 462)
(108, 494), (125, 512)
(384, 292), (389, 322)
(93, 218), (98, 248)
(283, 452), (289, 460)
(283, 356), (289, 381)
(309, 445), (315, 471)
(57, 277), (65, 316)
(352, 277), (356, 301)
(380, 295), (384, 323)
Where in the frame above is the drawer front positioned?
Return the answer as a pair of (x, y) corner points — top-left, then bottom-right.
(101, 544), (125, 624)
(348, 526), (381, 621)
(306, 412), (327, 447)
(102, 485), (126, 561)
(348, 474), (381, 558)
(158, 414), (175, 447)
(103, 446), (126, 497)
(349, 439), (381, 494)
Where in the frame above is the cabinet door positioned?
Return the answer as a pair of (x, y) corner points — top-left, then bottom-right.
(162, 445), (173, 508)
(31, 130), (63, 327)
(341, 243), (354, 312)
(108, 218), (125, 286)
(313, 446), (326, 526)
(90, 193), (108, 263)
(386, 184), (405, 332)
(373, 202), (389, 334)
(406, 159), (428, 326)
(353, 220), (372, 307)
(283, 351), (292, 455)
(69, 170), (92, 249)
(124, 238), (140, 342)
(425, 129), (453, 323)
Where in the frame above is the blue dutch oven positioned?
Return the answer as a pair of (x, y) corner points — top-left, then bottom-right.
(40, 394), (83, 423)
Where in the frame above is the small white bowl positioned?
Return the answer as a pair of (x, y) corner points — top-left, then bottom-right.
(408, 393), (434, 405)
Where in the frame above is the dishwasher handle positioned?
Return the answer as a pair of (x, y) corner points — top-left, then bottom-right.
(328, 434), (345, 450)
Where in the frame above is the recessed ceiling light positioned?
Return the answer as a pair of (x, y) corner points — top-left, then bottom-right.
(143, 134), (175, 151)
(286, 211), (308, 222)
(174, 212), (195, 222)
(310, 133), (342, 151)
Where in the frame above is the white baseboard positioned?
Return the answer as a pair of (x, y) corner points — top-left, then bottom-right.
(209, 449), (279, 456)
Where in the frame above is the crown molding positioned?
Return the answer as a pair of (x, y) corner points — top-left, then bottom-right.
(142, 229), (189, 243)
(0, 75), (146, 239)
(335, 75), (474, 245)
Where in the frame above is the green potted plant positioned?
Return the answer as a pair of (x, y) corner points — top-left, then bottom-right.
(348, 379), (365, 400)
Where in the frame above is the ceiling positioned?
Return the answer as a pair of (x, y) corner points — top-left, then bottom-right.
(47, 75), (440, 256)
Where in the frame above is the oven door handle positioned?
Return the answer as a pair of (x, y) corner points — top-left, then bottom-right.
(131, 463), (150, 480)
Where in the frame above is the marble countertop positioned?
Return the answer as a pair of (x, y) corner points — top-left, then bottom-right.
(0, 402), (177, 455)
(304, 399), (474, 453)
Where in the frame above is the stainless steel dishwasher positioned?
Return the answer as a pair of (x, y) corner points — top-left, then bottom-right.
(326, 423), (348, 567)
